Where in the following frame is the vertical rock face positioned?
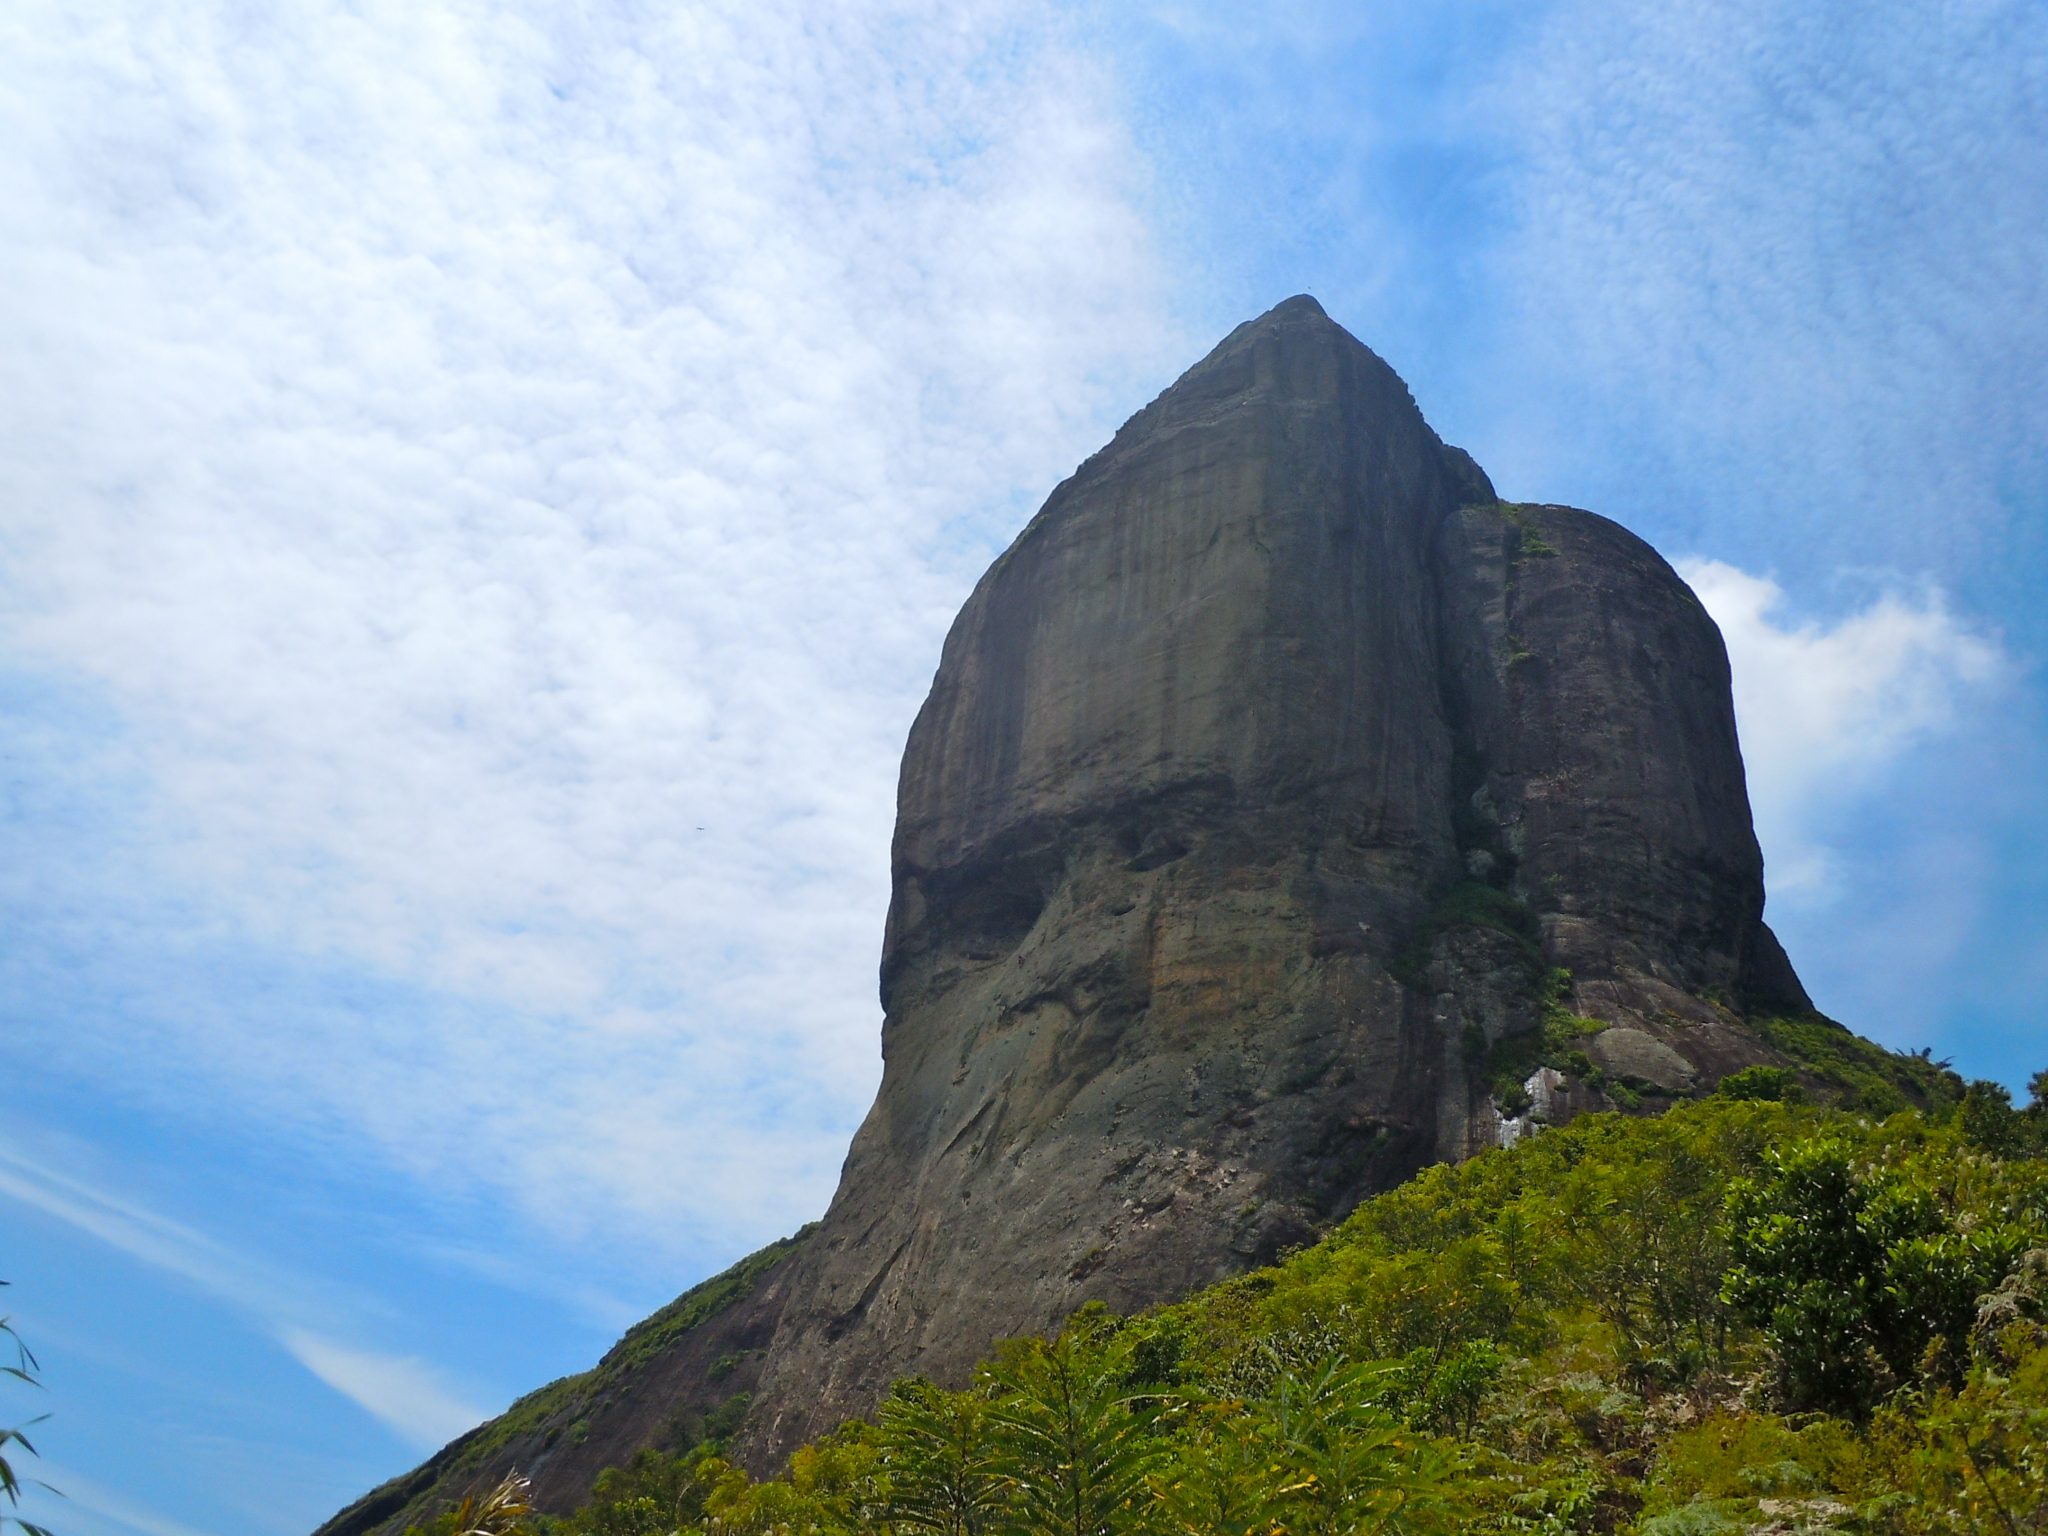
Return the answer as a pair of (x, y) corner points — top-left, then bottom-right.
(318, 298), (1811, 1533)
(743, 296), (1804, 1461)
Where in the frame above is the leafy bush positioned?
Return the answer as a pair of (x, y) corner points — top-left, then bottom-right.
(1714, 1066), (1798, 1102)
(1722, 1134), (2037, 1415)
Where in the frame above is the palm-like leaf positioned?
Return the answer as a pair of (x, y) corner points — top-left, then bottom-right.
(0, 1289), (56, 1536)
(982, 1334), (1164, 1536)
(1261, 1360), (1465, 1536)
(1148, 1415), (1287, 1536)
(878, 1381), (1003, 1535)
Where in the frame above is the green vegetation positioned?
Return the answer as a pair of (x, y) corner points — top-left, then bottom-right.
(1722, 1132), (2033, 1418)
(1495, 502), (1559, 560)
(394, 1226), (814, 1511)
(0, 1286), (52, 1536)
(1476, 968), (1614, 1115)
(611, 1230), (818, 1377)
(1714, 1065), (1799, 1103)
(1498, 634), (1536, 670)
(1748, 1016), (1961, 1115)
(1389, 876), (1958, 1125)
(440, 1084), (2048, 1535)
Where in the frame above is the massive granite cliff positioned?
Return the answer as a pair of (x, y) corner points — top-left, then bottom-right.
(320, 297), (1823, 1534)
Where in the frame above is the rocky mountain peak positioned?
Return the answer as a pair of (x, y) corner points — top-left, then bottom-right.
(318, 301), (1816, 1534)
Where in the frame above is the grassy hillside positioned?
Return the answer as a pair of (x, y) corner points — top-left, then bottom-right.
(326, 1229), (814, 1536)
(412, 1068), (2048, 1535)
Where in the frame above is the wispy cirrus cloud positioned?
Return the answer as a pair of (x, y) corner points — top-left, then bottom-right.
(1475, 0), (2048, 580)
(277, 1332), (488, 1452)
(0, 1138), (488, 1449)
(0, 1140), (337, 1324)
(0, 0), (1183, 1255)
(29, 1465), (225, 1536)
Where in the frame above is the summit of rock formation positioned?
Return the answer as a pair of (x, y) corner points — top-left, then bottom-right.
(319, 297), (1825, 1535)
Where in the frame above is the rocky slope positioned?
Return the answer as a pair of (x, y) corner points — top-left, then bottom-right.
(319, 297), (1824, 1534)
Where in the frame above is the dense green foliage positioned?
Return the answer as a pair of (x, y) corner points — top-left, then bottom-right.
(1722, 1134), (2033, 1417)
(422, 1081), (2048, 1536)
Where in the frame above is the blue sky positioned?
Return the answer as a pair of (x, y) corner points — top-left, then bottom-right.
(3, 2), (2043, 1531)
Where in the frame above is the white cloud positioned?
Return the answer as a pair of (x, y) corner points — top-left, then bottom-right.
(0, 1138), (489, 1450)
(0, 1140), (338, 1324)
(0, 0), (1183, 1254)
(1680, 558), (2002, 898)
(1478, 0), (2048, 573)
(278, 1331), (489, 1452)
(30, 1465), (227, 1536)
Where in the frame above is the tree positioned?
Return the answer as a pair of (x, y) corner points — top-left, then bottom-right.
(557, 1449), (710, 1536)
(982, 1332), (1163, 1536)
(1148, 1408), (1285, 1536)
(1550, 1132), (1731, 1383)
(1723, 1137), (2025, 1415)
(1961, 1080), (2030, 1158)
(2023, 1069), (2048, 1150)
(1258, 1359), (1464, 1536)
(877, 1380), (1001, 1536)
